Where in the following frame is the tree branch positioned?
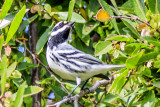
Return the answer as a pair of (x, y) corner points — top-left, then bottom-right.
(111, 16), (160, 33)
(46, 79), (111, 107)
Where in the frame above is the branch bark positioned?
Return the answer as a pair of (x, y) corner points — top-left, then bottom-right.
(46, 79), (111, 107)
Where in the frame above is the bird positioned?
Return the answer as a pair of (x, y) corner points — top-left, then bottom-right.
(46, 21), (126, 97)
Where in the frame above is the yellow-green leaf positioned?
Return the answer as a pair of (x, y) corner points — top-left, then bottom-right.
(6, 5), (26, 43)
(0, 0), (14, 19)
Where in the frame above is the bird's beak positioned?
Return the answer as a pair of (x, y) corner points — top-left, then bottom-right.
(68, 22), (75, 26)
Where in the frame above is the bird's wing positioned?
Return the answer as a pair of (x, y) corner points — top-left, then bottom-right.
(57, 43), (103, 64)
(55, 43), (103, 72)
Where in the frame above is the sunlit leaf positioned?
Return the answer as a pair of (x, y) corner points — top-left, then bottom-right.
(95, 41), (112, 56)
(0, 55), (7, 97)
(7, 62), (17, 78)
(24, 86), (43, 97)
(141, 90), (156, 107)
(67, 0), (75, 21)
(44, 4), (51, 14)
(126, 50), (144, 68)
(82, 21), (99, 35)
(0, 0), (13, 19)
(14, 81), (26, 107)
(6, 5), (26, 43)
(53, 12), (86, 23)
(131, 0), (147, 21)
(0, 35), (4, 52)
(108, 69), (128, 93)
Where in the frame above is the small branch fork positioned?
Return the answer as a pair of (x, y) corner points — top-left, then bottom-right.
(15, 39), (69, 95)
(111, 16), (160, 33)
(46, 79), (111, 107)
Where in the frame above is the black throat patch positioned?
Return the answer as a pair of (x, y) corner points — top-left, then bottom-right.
(47, 28), (70, 49)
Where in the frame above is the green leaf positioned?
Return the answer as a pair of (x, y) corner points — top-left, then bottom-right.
(67, 0), (75, 21)
(148, 0), (156, 14)
(74, 23), (90, 46)
(6, 5), (26, 43)
(0, 11), (18, 29)
(17, 62), (38, 71)
(142, 68), (152, 77)
(18, 14), (38, 32)
(7, 62), (17, 78)
(108, 36), (130, 41)
(121, 18), (140, 38)
(0, 35), (4, 52)
(154, 60), (160, 68)
(82, 21), (99, 35)
(102, 94), (118, 104)
(98, 0), (119, 34)
(0, 55), (7, 97)
(14, 81), (26, 107)
(24, 86), (43, 97)
(131, 0), (147, 21)
(36, 26), (53, 54)
(108, 69), (128, 93)
(148, 0), (160, 14)
(153, 80), (160, 88)
(75, 0), (82, 7)
(44, 3), (51, 14)
(138, 52), (158, 64)
(126, 50), (144, 68)
(53, 12), (86, 23)
(95, 41), (112, 56)
(0, 0), (14, 19)
(125, 43), (140, 56)
(88, 0), (100, 18)
(125, 86), (147, 106)
(141, 90), (156, 107)
(12, 78), (24, 87)
(50, 84), (67, 101)
(12, 70), (22, 78)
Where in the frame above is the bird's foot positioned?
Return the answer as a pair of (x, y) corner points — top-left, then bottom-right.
(63, 95), (73, 104)
(80, 88), (90, 93)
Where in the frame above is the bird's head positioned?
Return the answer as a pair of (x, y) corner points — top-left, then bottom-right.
(47, 21), (75, 48)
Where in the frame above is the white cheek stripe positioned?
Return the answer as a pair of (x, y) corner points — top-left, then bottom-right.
(50, 25), (70, 37)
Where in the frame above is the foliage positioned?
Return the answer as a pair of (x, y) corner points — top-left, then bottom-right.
(0, 0), (160, 106)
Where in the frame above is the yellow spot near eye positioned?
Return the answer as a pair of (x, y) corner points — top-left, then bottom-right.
(96, 9), (111, 22)
(64, 21), (68, 24)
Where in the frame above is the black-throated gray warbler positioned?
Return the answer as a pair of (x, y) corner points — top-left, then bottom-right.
(46, 21), (126, 97)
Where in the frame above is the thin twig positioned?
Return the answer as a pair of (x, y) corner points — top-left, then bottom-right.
(94, 87), (106, 107)
(112, 16), (160, 33)
(15, 39), (69, 94)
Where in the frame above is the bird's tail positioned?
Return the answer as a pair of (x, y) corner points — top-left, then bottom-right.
(91, 64), (126, 75)
(104, 64), (126, 71)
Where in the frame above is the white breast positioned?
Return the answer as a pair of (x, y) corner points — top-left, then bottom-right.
(46, 47), (77, 81)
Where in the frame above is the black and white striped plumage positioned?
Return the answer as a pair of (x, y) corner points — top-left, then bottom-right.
(46, 21), (125, 97)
